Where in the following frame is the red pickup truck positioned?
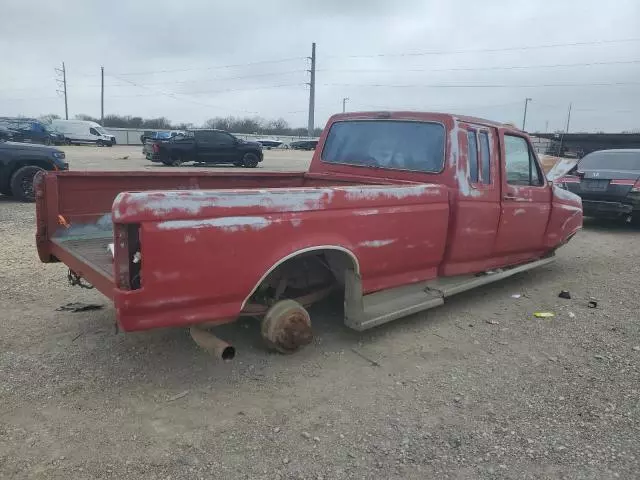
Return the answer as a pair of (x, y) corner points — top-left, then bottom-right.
(35, 112), (582, 357)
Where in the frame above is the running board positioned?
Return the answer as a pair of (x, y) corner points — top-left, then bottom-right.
(344, 256), (555, 331)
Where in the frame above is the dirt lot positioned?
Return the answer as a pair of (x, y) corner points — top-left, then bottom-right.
(1, 146), (639, 479)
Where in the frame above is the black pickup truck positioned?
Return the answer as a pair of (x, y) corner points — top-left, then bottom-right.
(149, 129), (263, 167)
(0, 140), (68, 201)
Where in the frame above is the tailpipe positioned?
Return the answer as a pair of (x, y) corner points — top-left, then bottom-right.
(189, 326), (236, 361)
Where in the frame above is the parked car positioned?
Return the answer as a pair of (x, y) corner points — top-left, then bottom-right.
(0, 139), (68, 201)
(0, 118), (63, 145)
(50, 119), (116, 146)
(256, 139), (283, 149)
(288, 140), (318, 151)
(140, 130), (156, 144)
(35, 111), (581, 356)
(557, 149), (640, 221)
(148, 129), (263, 167)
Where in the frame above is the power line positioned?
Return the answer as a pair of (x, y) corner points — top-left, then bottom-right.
(107, 74), (262, 114)
(319, 59), (640, 74)
(66, 70), (308, 89)
(85, 56), (307, 77)
(328, 37), (640, 59)
(325, 81), (640, 89)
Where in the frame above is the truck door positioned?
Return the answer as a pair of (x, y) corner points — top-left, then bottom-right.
(494, 132), (552, 255)
(442, 125), (501, 276)
(195, 131), (236, 163)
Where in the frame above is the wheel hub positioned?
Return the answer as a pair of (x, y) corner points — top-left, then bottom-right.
(262, 301), (313, 354)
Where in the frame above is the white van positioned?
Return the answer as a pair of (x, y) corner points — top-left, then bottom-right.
(50, 120), (116, 147)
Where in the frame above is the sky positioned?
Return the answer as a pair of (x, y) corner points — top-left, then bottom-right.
(1, 0), (639, 133)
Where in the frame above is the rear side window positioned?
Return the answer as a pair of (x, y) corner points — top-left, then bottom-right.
(504, 135), (543, 186)
(479, 132), (491, 184)
(322, 120), (445, 173)
(467, 131), (479, 183)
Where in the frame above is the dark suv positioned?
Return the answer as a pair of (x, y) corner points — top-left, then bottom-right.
(0, 118), (63, 145)
(0, 140), (68, 201)
(149, 130), (263, 167)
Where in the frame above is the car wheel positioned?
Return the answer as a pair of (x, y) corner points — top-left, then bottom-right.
(10, 165), (44, 202)
(242, 152), (259, 168)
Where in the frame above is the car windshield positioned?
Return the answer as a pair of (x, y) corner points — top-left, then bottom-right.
(578, 151), (640, 171)
(321, 120), (445, 173)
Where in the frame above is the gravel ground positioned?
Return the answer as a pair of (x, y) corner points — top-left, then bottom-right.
(0, 146), (639, 479)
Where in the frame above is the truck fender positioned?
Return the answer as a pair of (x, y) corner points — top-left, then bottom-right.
(240, 245), (360, 310)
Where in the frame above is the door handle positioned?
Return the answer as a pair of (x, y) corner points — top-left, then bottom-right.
(503, 194), (517, 200)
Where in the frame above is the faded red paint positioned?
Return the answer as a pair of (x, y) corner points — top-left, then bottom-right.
(35, 112), (582, 332)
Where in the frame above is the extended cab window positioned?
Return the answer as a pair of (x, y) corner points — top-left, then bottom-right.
(504, 135), (543, 186)
(321, 120), (445, 173)
(467, 130), (479, 183)
(211, 132), (235, 145)
(479, 132), (491, 184)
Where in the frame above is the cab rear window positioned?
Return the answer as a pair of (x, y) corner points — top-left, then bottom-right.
(321, 120), (445, 173)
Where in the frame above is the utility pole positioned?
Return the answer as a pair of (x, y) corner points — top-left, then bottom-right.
(55, 62), (69, 119)
(101, 66), (104, 126)
(565, 102), (572, 133)
(307, 42), (316, 137)
(545, 120), (549, 133)
(522, 97), (532, 130)
(342, 97), (349, 113)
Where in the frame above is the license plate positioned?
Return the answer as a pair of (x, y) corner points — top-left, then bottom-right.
(581, 179), (609, 192)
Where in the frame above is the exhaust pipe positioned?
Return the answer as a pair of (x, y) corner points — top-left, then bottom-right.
(189, 326), (235, 361)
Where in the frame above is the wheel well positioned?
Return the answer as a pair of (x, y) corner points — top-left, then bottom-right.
(242, 247), (359, 309)
(2, 160), (53, 190)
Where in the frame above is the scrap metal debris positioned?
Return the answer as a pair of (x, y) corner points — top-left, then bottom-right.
(56, 302), (103, 312)
(558, 290), (572, 299)
(588, 300), (598, 309)
(166, 390), (189, 402)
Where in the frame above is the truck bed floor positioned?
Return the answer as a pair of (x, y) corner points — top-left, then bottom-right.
(51, 235), (114, 281)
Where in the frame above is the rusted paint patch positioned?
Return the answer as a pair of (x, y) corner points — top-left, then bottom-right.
(450, 119), (481, 198)
(353, 208), (380, 216)
(358, 239), (396, 248)
(157, 216), (271, 232)
(343, 184), (441, 201)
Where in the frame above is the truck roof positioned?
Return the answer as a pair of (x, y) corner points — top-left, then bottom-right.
(329, 111), (520, 131)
